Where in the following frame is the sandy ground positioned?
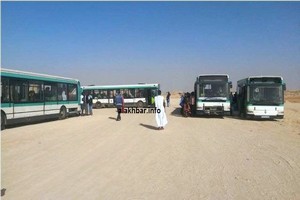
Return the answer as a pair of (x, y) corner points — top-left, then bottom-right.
(1, 98), (300, 200)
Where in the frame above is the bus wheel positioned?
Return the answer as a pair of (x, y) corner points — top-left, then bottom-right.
(1, 112), (6, 130)
(137, 101), (144, 108)
(96, 102), (102, 109)
(59, 107), (67, 120)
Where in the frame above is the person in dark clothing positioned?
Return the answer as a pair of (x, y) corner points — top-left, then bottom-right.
(183, 93), (191, 117)
(87, 93), (93, 115)
(166, 92), (171, 107)
(114, 90), (124, 121)
(190, 92), (195, 116)
(85, 92), (89, 115)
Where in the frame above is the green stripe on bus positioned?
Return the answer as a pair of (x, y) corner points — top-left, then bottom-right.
(1, 72), (79, 84)
(1, 101), (79, 107)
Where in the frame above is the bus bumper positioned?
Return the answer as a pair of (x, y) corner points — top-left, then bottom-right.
(246, 114), (284, 119)
(195, 107), (228, 116)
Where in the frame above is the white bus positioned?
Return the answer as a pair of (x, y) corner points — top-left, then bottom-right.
(1, 68), (81, 130)
(82, 83), (160, 108)
(194, 74), (232, 116)
(237, 76), (286, 119)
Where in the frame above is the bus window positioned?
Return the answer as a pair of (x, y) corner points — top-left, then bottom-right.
(68, 84), (78, 101)
(58, 83), (67, 101)
(44, 82), (58, 101)
(108, 90), (115, 98)
(99, 90), (107, 99)
(12, 80), (29, 102)
(135, 89), (144, 98)
(1, 77), (10, 102)
(128, 89), (135, 98)
(29, 81), (43, 102)
(119, 89), (125, 97)
(123, 89), (134, 98)
(93, 89), (99, 99)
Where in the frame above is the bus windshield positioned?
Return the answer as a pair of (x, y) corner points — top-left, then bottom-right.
(249, 85), (283, 105)
(199, 82), (229, 98)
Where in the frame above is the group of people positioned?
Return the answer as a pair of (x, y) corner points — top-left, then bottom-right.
(179, 92), (195, 117)
(80, 92), (94, 116)
(114, 90), (168, 130)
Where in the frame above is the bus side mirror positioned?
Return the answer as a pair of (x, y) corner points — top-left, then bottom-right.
(283, 83), (286, 91)
(229, 81), (233, 88)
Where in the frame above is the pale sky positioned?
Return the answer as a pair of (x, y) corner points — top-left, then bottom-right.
(2, 2), (300, 91)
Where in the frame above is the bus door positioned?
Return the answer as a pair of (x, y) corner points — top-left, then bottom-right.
(1, 77), (13, 119)
(147, 89), (156, 107)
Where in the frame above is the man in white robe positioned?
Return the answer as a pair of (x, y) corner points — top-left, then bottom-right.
(154, 90), (168, 130)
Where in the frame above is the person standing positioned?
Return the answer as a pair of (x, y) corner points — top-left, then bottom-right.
(166, 92), (171, 107)
(85, 92), (89, 115)
(190, 92), (195, 116)
(155, 90), (168, 130)
(115, 90), (124, 121)
(88, 93), (93, 115)
(80, 92), (85, 116)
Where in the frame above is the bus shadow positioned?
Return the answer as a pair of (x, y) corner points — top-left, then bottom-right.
(225, 115), (278, 122)
(139, 123), (158, 130)
(170, 107), (225, 119)
(4, 118), (58, 130)
(170, 107), (183, 117)
(195, 115), (224, 119)
(3, 114), (79, 130)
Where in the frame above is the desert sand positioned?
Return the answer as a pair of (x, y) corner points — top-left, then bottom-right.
(1, 96), (300, 200)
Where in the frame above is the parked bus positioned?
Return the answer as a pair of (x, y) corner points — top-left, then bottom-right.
(194, 74), (232, 116)
(1, 68), (81, 130)
(82, 83), (160, 108)
(237, 76), (286, 119)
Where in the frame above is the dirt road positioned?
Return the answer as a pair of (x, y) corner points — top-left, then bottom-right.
(2, 100), (300, 200)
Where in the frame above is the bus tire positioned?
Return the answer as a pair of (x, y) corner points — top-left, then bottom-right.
(137, 101), (144, 108)
(1, 112), (6, 130)
(59, 106), (67, 120)
(96, 102), (102, 109)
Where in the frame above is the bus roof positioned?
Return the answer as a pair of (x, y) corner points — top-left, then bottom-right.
(248, 76), (283, 79)
(237, 76), (284, 86)
(1, 68), (80, 84)
(82, 83), (160, 90)
(198, 74), (229, 78)
(196, 74), (230, 83)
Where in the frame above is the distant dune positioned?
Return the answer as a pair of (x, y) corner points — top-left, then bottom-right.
(285, 90), (300, 103)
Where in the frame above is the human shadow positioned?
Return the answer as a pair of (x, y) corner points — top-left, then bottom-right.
(108, 117), (117, 120)
(1, 188), (6, 197)
(139, 123), (158, 130)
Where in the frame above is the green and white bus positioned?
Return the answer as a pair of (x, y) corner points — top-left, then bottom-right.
(82, 83), (160, 108)
(1, 68), (81, 129)
(194, 74), (232, 116)
(237, 76), (286, 119)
